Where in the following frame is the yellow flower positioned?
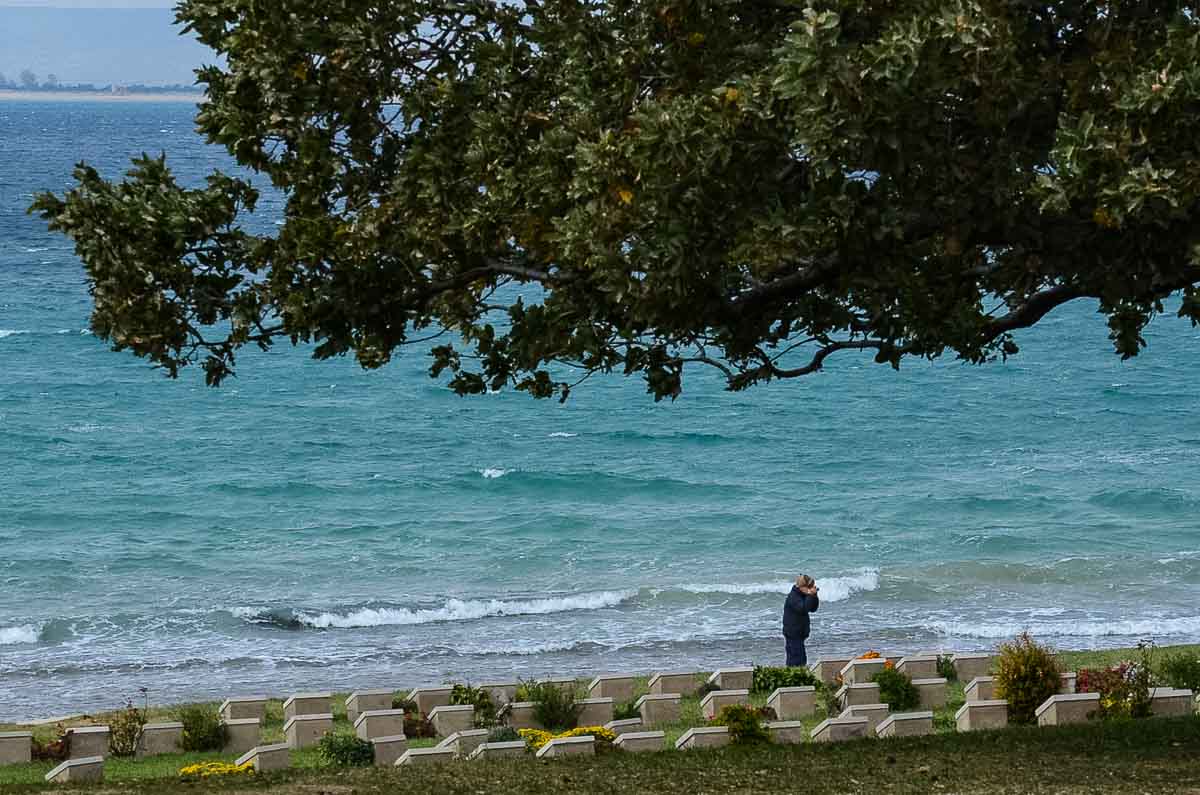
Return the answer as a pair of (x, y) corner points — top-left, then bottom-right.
(179, 761), (254, 778)
(518, 726), (615, 751)
(617, 188), (634, 205)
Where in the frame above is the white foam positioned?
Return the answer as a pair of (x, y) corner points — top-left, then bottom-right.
(479, 468), (509, 479)
(675, 568), (879, 602)
(0, 330), (30, 339)
(294, 591), (635, 628)
(229, 606), (265, 619)
(0, 624), (39, 645)
(548, 432), (578, 438)
(928, 614), (1200, 639)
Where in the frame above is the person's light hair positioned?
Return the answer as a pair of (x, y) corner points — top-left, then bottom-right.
(795, 574), (815, 589)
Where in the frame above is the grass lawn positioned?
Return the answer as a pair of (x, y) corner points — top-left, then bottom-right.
(1, 643), (1198, 793)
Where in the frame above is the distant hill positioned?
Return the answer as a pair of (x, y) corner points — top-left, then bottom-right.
(0, 6), (218, 86)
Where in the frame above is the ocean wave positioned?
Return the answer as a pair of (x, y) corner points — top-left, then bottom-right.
(0, 624), (40, 645)
(672, 569), (879, 602)
(0, 330), (30, 339)
(547, 432), (578, 438)
(479, 468), (510, 479)
(927, 614), (1200, 639)
(240, 591), (637, 630)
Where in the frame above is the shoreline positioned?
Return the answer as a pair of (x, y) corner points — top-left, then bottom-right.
(0, 90), (203, 103)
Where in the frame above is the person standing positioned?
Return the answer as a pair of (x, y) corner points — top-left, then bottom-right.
(782, 574), (820, 667)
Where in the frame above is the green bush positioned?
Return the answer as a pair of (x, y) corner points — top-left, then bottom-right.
(871, 666), (921, 711)
(937, 655), (958, 681)
(711, 704), (770, 744)
(612, 700), (640, 721)
(515, 680), (578, 732)
(816, 682), (840, 718)
(1158, 651), (1200, 691)
(451, 683), (497, 727)
(390, 698), (436, 738)
(175, 705), (228, 752)
(750, 665), (820, 693)
(994, 632), (1062, 724)
(317, 733), (374, 767)
(487, 726), (522, 743)
(31, 726), (67, 762)
(108, 700), (147, 757)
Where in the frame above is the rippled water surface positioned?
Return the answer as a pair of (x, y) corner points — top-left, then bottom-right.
(2, 99), (1199, 720)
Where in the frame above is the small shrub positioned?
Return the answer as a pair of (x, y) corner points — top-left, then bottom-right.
(175, 705), (228, 752)
(936, 655), (958, 681)
(487, 726), (521, 743)
(392, 698), (436, 738)
(751, 665), (820, 694)
(179, 761), (253, 779)
(612, 700), (640, 721)
(871, 666), (921, 712)
(816, 682), (840, 717)
(404, 713), (437, 738)
(31, 725), (67, 762)
(994, 632), (1062, 724)
(1078, 645), (1154, 721)
(317, 732), (374, 767)
(451, 683), (497, 728)
(108, 700), (147, 757)
(710, 705), (770, 745)
(515, 680), (578, 732)
(1158, 651), (1200, 691)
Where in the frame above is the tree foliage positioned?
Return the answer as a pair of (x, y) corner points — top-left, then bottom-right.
(30, 1), (1200, 400)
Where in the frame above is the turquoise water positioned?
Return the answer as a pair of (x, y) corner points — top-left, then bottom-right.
(2, 99), (1198, 721)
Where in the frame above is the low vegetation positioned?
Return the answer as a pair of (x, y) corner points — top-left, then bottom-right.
(0, 642), (1197, 793)
(993, 632), (1063, 724)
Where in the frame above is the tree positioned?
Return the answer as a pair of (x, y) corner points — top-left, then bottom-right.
(0, 72), (8, 88)
(42, 74), (59, 90)
(30, 1), (1200, 400)
(19, 69), (38, 90)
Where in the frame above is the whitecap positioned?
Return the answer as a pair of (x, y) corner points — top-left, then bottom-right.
(0, 330), (30, 339)
(673, 568), (879, 602)
(927, 614), (1200, 639)
(0, 624), (39, 645)
(24, 247), (48, 253)
(548, 432), (578, 438)
(479, 468), (509, 479)
(291, 591), (636, 629)
(67, 423), (104, 434)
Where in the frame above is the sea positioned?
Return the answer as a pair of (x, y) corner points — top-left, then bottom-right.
(1, 98), (1198, 722)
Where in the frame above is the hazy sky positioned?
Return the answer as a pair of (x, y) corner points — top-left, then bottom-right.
(0, 5), (213, 84)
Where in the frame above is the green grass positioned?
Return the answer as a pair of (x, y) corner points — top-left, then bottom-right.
(1, 717), (1197, 793)
(2, 644), (1198, 792)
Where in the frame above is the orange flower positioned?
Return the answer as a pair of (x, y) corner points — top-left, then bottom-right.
(858, 650), (881, 660)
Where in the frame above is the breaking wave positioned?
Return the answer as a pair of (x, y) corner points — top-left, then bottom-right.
(674, 569), (879, 602)
(0, 624), (40, 645)
(927, 614), (1200, 639)
(238, 591), (636, 630)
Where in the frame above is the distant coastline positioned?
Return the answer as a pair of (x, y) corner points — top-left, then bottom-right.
(0, 89), (202, 103)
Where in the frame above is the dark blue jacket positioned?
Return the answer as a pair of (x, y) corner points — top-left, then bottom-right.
(782, 587), (819, 640)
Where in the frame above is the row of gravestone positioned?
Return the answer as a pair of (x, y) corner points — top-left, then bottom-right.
(5, 653), (1197, 783)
